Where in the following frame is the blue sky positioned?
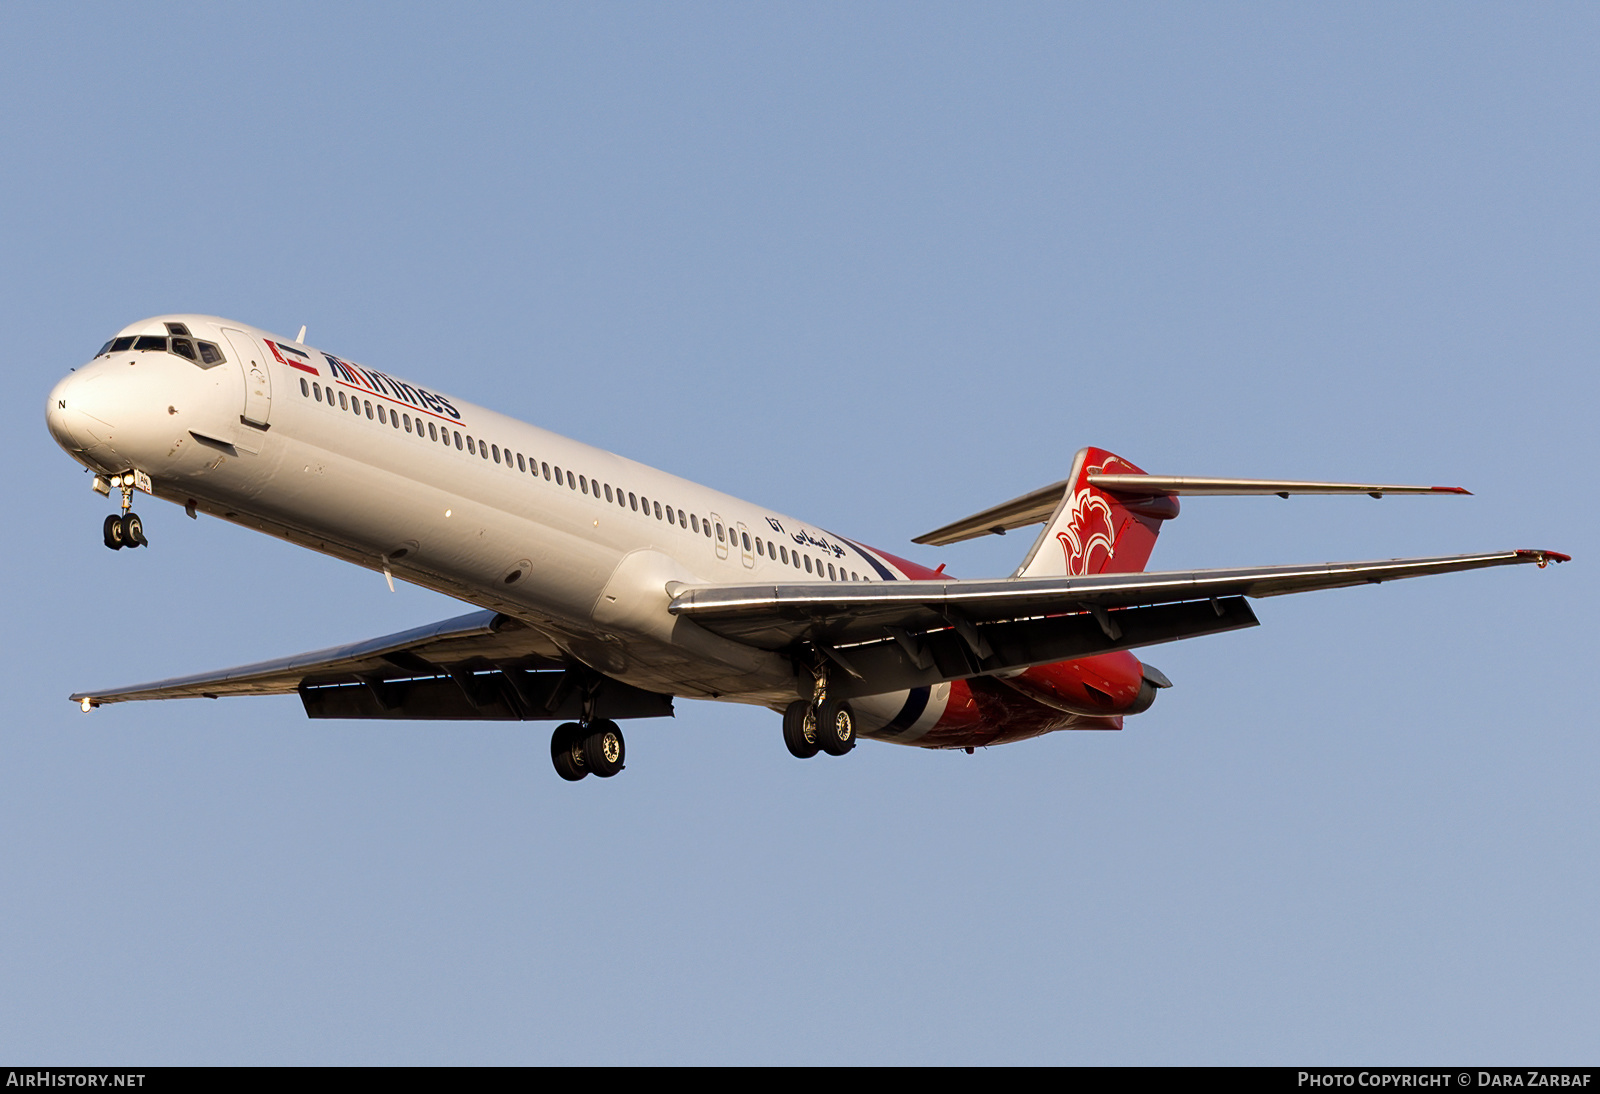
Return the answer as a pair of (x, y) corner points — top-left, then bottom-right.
(2, 2), (1594, 1063)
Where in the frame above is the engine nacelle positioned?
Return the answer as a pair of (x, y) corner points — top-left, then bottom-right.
(994, 651), (1160, 717)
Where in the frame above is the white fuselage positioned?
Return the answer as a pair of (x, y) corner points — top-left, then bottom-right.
(46, 314), (947, 737)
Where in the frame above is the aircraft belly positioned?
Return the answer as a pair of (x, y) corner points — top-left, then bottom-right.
(150, 423), (797, 702)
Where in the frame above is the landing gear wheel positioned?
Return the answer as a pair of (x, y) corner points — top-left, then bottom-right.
(782, 700), (819, 759)
(583, 720), (625, 778)
(815, 698), (857, 756)
(122, 512), (147, 548)
(103, 514), (125, 550)
(551, 721), (587, 781)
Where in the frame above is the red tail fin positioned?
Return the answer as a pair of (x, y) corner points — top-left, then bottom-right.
(1016, 447), (1179, 577)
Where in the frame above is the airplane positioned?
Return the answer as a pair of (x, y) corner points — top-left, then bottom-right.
(45, 314), (1569, 781)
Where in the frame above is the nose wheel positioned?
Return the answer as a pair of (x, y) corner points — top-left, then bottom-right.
(550, 719), (626, 781)
(101, 472), (150, 550)
(102, 512), (147, 550)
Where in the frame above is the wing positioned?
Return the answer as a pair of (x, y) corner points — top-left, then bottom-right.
(73, 610), (673, 722)
(668, 549), (1569, 699)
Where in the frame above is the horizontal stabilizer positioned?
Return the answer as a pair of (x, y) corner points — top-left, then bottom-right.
(912, 478), (1071, 545)
(1087, 474), (1471, 498)
(915, 462), (1470, 547)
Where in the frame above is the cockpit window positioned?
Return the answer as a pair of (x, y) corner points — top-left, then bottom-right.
(98, 330), (224, 367)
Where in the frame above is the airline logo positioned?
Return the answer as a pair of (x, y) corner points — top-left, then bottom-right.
(265, 340), (319, 376)
(1056, 452), (1142, 576)
(322, 353), (463, 421)
(1058, 489), (1115, 576)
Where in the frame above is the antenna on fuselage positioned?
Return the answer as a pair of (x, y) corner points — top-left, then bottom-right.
(296, 325), (307, 343)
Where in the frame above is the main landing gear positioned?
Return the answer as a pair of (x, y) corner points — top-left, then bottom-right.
(782, 666), (856, 760)
(550, 719), (626, 781)
(101, 472), (148, 550)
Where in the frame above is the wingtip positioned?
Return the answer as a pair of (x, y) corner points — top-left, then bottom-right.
(1433, 486), (1473, 495)
(1516, 549), (1571, 566)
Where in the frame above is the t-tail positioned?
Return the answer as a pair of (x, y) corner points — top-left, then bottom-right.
(1013, 447), (1175, 577)
(911, 446), (1474, 578)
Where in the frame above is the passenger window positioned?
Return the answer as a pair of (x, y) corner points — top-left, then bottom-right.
(454, 431), (463, 450)
(567, 471), (576, 489)
(716, 524), (724, 542)
(704, 520), (712, 538)
(467, 437), (476, 455)
(542, 463), (550, 479)
(804, 556), (812, 573)
(517, 454), (526, 472)
(604, 484), (613, 502)
(338, 391), (347, 410)
(690, 514), (699, 533)
(300, 378), (309, 397)
(492, 444), (500, 463)
(197, 341), (224, 366)
(580, 475), (588, 494)
(481, 442), (489, 459)
(779, 545), (788, 564)
(792, 552), (800, 568)
(364, 401), (374, 419)
(170, 338), (197, 361)
(680, 511), (688, 529)
(403, 414), (412, 433)
(654, 501), (662, 520)
(392, 411), (400, 429)
(828, 563), (836, 580)
(312, 383), (321, 401)
(754, 536), (762, 555)
(377, 405), (387, 425)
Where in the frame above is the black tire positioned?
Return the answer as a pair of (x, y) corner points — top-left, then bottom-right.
(123, 512), (147, 547)
(583, 720), (625, 778)
(815, 698), (857, 756)
(103, 514), (124, 550)
(782, 700), (819, 759)
(551, 722), (587, 781)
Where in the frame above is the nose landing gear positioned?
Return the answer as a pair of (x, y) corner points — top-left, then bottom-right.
(103, 512), (147, 550)
(100, 471), (150, 550)
(550, 719), (626, 781)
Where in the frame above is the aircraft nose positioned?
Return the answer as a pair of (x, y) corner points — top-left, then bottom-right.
(46, 368), (116, 453)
